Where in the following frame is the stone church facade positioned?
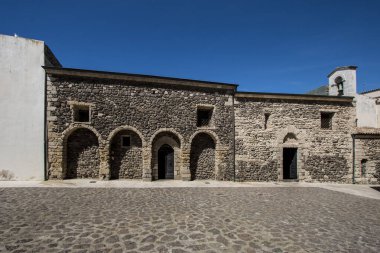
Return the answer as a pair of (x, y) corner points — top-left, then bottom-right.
(1, 35), (378, 183)
(45, 67), (365, 183)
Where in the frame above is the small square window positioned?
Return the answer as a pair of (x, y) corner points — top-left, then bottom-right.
(73, 106), (90, 122)
(121, 136), (131, 148)
(197, 107), (213, 127)
(321, 112), (334, 129)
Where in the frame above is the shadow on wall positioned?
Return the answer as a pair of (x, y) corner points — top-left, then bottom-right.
(0, 169), (15, 180)
(371, 187), (380, 192)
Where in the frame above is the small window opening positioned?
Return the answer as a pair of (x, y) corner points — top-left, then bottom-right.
(73, 106), (90, 122)
(361, 159), (367, 177)
(321, 112), (333, 129)
(264, 113), (270, 129)
(197, 107), (213, 127)
(121, 136), (131, 148)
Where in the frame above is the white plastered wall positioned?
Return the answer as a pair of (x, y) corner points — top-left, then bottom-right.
(0, 34), (45, 180)
(355, 94), (378, 128)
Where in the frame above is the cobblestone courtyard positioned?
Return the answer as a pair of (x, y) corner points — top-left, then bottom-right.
(0, 187), (379, 252)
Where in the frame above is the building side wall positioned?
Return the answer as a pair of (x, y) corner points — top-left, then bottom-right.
(354, 137), (380, 184)
(234, 97), (355, 182)
(46, 75), (235, 181)
(0, 35), (45, 180)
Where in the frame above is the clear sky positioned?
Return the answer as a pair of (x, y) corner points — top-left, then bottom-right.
(1, 0), (379, 93)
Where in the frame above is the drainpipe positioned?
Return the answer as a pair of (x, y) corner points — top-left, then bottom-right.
(352, 134), (356, 184)
(44, 70), (48, 181)
(232, 90), (236, 182)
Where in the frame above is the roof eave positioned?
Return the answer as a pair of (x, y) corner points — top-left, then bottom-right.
(43, 67), (238, 91)
(235, 91), (354, 103)
(327, 66), (358, 78)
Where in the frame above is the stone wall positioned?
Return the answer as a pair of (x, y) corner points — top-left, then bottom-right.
(46, 71), (358, 183)
(190, 133), (216, 180)
(46, 74), (235, 180)
(354, 137), (380, 184)
(234, 97), (355, 182)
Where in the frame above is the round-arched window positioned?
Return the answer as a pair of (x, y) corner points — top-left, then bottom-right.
(361, 159), (368, 177)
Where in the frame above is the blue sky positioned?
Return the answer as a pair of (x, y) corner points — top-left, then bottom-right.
(1, 0), (379, 93)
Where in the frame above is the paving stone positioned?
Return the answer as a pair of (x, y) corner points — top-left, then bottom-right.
(0, 187), (379, 252)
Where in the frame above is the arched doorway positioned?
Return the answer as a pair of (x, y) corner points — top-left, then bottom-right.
(158, 144), (174, 179)
(151, 131), (182, 180)
(66, 128), (100, 179)
(190, 133), (216, 180)
(282, 132), (298, 180)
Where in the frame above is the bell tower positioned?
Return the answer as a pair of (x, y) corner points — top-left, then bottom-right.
(327, 66), (357, 97)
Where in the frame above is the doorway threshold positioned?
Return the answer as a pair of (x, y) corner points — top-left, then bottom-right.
(282, 179), (299, 183)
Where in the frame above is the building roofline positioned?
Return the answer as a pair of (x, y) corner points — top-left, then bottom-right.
(361, 88), (380, 95)
(353, 127), (380, 136)
(327, 66), (358, 78)
(0, 33), (43, 43)
(43, 67), (238, 91)
(235, 91), (354, 103)
(44, 45), (62, 67)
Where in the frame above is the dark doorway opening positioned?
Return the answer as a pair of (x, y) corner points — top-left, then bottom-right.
(158, 144), (174, 179)
(283, 148), (297, 180)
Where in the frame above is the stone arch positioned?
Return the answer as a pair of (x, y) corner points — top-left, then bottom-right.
(62, 124), (103, 145)
(190, 132), (216, 180)
(277, 125), (304, 145)
(149, 128), (184, 148)
(150, 129), (183, 180)
(63, 126), (101, 179)
(189, 130), (220, 150)
(108, 128), (144, 179)
(107, 125), (146, 148)
(283, 132), (298, 144)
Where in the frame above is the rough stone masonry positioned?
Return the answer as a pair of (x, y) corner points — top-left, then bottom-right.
(44, 67), (378, 183)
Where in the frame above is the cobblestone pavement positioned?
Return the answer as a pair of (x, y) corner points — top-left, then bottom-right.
(0, 187), (379, 253)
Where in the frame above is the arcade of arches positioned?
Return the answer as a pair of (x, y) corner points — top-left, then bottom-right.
(62, 127), (218, 181)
